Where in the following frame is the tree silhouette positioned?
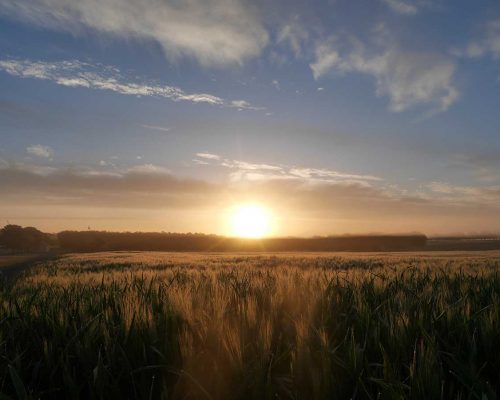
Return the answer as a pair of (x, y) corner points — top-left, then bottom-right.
(0, 225), (49, 252)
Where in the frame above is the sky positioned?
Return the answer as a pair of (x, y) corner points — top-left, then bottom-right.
(0, 0), (499, 236)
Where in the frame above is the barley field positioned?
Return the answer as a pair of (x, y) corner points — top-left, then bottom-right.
(2, 251), (500, 399)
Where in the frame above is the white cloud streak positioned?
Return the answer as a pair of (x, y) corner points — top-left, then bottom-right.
(141, 125), (171, 133)
(193, 152), (383, 185)
(196, 153), (221, 160)
(0, 59), (260, 109)
(0, 0), (268, 66)
(27, 144), (54, 159)
(288, 167), (382, 182)
(310, 35), (459, 113)
(230, 100), (263, 111)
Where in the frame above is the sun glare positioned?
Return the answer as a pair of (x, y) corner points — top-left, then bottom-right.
(230, 204), (273, 238)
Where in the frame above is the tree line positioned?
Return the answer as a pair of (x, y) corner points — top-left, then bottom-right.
(57, 230), (428, 252)
(1, 225), (428, 253)
(0, 225), (51, 253)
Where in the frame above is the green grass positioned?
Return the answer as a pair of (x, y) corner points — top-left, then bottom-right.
(1, 252), (500, 399)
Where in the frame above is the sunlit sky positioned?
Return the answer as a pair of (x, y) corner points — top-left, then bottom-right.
(1, 0), (500, 236)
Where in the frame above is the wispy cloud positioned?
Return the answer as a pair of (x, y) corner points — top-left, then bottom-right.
(0, 59), (261, 109)
(426, 181), (500, 205)
(2, 160), (500, 234)
(223, 160), (283, 171)
(288, 167), (382, 182)
(310, 33), (459, 114)
(193, 152), (382, 185)
(196, 153), (221, 160)
(26, 144), (53, 159)
(452, 20), (500, 59)
(381, 0), (439, 16)
(141, 124), (171, 133)
(127, 164), (171, 175)
(277, 16), (309, 57)
(230, 100), (264, 111)
(0, 0), (268, 66)
(381, 0), (418, 15)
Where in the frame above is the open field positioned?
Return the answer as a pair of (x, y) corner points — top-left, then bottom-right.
(2, 251), (500, 399)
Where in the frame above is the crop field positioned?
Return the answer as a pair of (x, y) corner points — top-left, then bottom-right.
(2, 251), (500, 399)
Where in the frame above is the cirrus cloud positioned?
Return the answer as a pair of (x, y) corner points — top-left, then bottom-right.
(0, 59), (261, 110)
(0, 0), (269, 66)
(192, 152), (383, 185)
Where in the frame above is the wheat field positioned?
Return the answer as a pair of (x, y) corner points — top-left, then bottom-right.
(2, 251), (500, 399)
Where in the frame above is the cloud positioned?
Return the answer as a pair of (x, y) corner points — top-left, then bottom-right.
(381, 0), (418, 15)
(0, 59), (260, 109)
(225, 160), (283, 171)
(288, 167), (382, 182)
(381, 0), (439, 16)
(230, 100), (263, 110)
(192, 159), (210, 166)
(141, 124), (171, 133)
(1, 160), (500, 235)
(310, 43), (340, 80)
(0, 0), (268, 66)
(194, 153), (382, 185)
(452, 20), (500, 59)
(427, 181), (479, 196)
(277, 16), (309, 57)
(426, 181), (500, 205)
(310, 35), (459, 113)
(196, 153), (221, 160)
(26, 144), (53, 159)
(127, 164), (170, 175)
(0, 160), (209, 191)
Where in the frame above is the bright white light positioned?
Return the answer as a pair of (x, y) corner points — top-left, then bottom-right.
(230, 204), (272, 238)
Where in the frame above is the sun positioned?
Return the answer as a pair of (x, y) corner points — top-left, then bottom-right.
(230, 204), (273, 238)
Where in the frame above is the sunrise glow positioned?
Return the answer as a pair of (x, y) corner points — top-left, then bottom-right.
(230, 204), (273, 238)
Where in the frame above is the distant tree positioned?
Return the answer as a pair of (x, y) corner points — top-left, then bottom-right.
(0, 225), (49, 252)
(23, 226), (48, 251)
(0, 225), (25, 251)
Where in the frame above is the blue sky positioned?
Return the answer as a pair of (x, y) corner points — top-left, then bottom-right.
(0, 0), (499, 235)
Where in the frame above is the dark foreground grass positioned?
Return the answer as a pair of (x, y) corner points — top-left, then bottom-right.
(1, 252), (500, 399)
